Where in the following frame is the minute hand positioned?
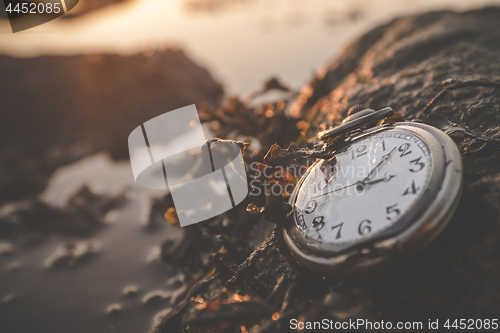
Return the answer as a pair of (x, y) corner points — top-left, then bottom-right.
(362, 147), (397, 183)
(365, 174), (396, 185)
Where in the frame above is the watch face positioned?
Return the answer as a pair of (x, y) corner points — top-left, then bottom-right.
(293, 128), (432, 245)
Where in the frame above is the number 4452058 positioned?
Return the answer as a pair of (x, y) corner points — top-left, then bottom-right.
(444, 319), (498, 330)
(6, 2), (62, 14)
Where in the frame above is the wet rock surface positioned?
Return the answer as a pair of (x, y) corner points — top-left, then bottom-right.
(44, 239), (100, 269)
(0, 185), (126, 244)
(156, 7), (500, 333)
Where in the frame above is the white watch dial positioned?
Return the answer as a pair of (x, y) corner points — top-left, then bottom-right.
(294, 129), (432, 244)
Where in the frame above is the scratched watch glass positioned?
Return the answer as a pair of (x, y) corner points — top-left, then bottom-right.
(294, 129), (432, 244)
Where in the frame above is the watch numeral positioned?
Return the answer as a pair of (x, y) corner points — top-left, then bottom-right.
(352, 145), (367, 159)
(380, 140), (386, 151)
(312, 216), (325, 230)
(398, 143), (412, 157)
(358, 219), (372, 236)
(409, 156), (425, 172)
(331, 222), (344, 239)
(403, 180), (420, 196)
(386, 204), (401, 221)
(304, 200), (317, 214)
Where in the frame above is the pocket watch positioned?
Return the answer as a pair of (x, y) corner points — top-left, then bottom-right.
(283, 107), (463, 275)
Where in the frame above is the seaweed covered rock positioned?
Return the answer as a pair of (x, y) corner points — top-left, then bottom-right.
(156, 7), (500, 333)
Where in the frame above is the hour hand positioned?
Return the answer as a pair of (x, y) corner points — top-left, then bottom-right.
(364, 174), (396, 185)
(362, 147), (397, 182)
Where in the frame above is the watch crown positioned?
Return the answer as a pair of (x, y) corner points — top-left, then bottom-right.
(342, 109), (375, 124)
(318, 107), (394, 141)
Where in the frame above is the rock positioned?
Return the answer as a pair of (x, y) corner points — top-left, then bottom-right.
(144, 197), (170, 229)
(62, 185), (127, 233)
(166, 275), (185, 290)
(122, 285), (139, 296)
(142, 290), (169, 305)
(106, 303), (123, 315)
(0, 185), (127, 242)
(0, 49), (224, 204)
(0, 200), (68, 244)
(155, 7), (500, 333)
(152, 309), (172, 328)
(146, 247), (162, 263)
(44, 240), (100, 269)
(244, 77), (297, 108)
(167, 285), (187, 305)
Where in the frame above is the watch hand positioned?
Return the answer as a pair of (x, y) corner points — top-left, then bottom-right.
(362, 147), (397, 183)
(364, 174), (396, 185)
(310, 181), (361, 199)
